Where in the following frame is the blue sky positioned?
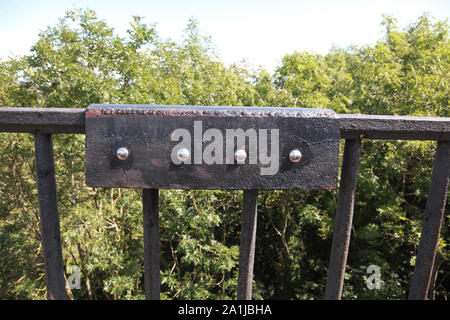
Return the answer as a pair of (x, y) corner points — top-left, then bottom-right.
(0, 0), (449, 71)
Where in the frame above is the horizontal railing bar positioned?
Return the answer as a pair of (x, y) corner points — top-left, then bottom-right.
(339, 114), (450, 141)
(0, 107), (449, 140)
(0, 107), (85, 133)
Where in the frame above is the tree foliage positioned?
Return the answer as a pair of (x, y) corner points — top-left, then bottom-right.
(0, 9), (448, 299)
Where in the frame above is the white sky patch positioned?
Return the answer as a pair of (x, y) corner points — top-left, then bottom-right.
(1, 0), (449, 72)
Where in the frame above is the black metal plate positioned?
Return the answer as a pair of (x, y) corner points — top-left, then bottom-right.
(85, 104), (339, 190)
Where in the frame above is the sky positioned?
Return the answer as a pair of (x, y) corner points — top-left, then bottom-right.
(0, 0), (449, 72)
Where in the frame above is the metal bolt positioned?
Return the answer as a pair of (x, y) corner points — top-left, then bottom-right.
(116, 147), (129, 160)
(234, 149), (247, 163)
(177, 148), (190, 162)
(289, 149), (302, 163)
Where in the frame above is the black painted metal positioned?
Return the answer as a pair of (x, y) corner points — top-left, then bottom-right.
(143, 189), (160, 300)
(2, 107), (449, 140)
(84, 104), (340, 190)
(408, 141), (449, 300)
(0, 107), (85, 133)
(34, 133), (67, 300)
(237, 190), (258, 300)
(324, 138), (362, 300)
(0, 106), (449, 301)
(339, 114), (450, 141)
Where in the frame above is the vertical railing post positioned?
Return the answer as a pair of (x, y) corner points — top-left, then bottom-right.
(409, 141), (449, 300)
(143, 188), (160, 300)
(237, 190), (258, 300)
(34, 132), (67, 300)
(324, 137), (362, 300)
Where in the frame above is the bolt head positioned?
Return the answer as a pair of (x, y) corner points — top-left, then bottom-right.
(234, 149), (247, 163)
(177, 148), (190, 162)
(116, 147), (129, 160)
(289, 149), (302, 163)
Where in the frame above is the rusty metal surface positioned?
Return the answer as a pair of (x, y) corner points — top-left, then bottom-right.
(85, 104), (340, 190)
(34, 133), (68, 300)
(324, 138), (362, 300)
(143, 189), (160, 300)
(408, 141), (449, 300)
(237, 190), (258, 300)
(85, 104), (337, 118)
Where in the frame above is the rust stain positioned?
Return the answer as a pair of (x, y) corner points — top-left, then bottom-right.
(85, 108), (103, 118)
(323, 183), (337, 190)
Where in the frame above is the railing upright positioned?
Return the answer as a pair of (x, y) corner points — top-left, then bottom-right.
(237, 190), (259, 300)
(34, 132), (67, 300)
(409, 141), (449, 300)
(324, 137), (362, 300)
(143, 188), (161, 300)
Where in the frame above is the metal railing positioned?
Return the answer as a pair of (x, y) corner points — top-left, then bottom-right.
(0, 106), (449, 300)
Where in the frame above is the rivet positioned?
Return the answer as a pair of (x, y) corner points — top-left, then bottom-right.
(234, 149), (247, 163)
(116, 147), (129, 160)
(177, 148), (190, 162)
(289, 149), (302, 163)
